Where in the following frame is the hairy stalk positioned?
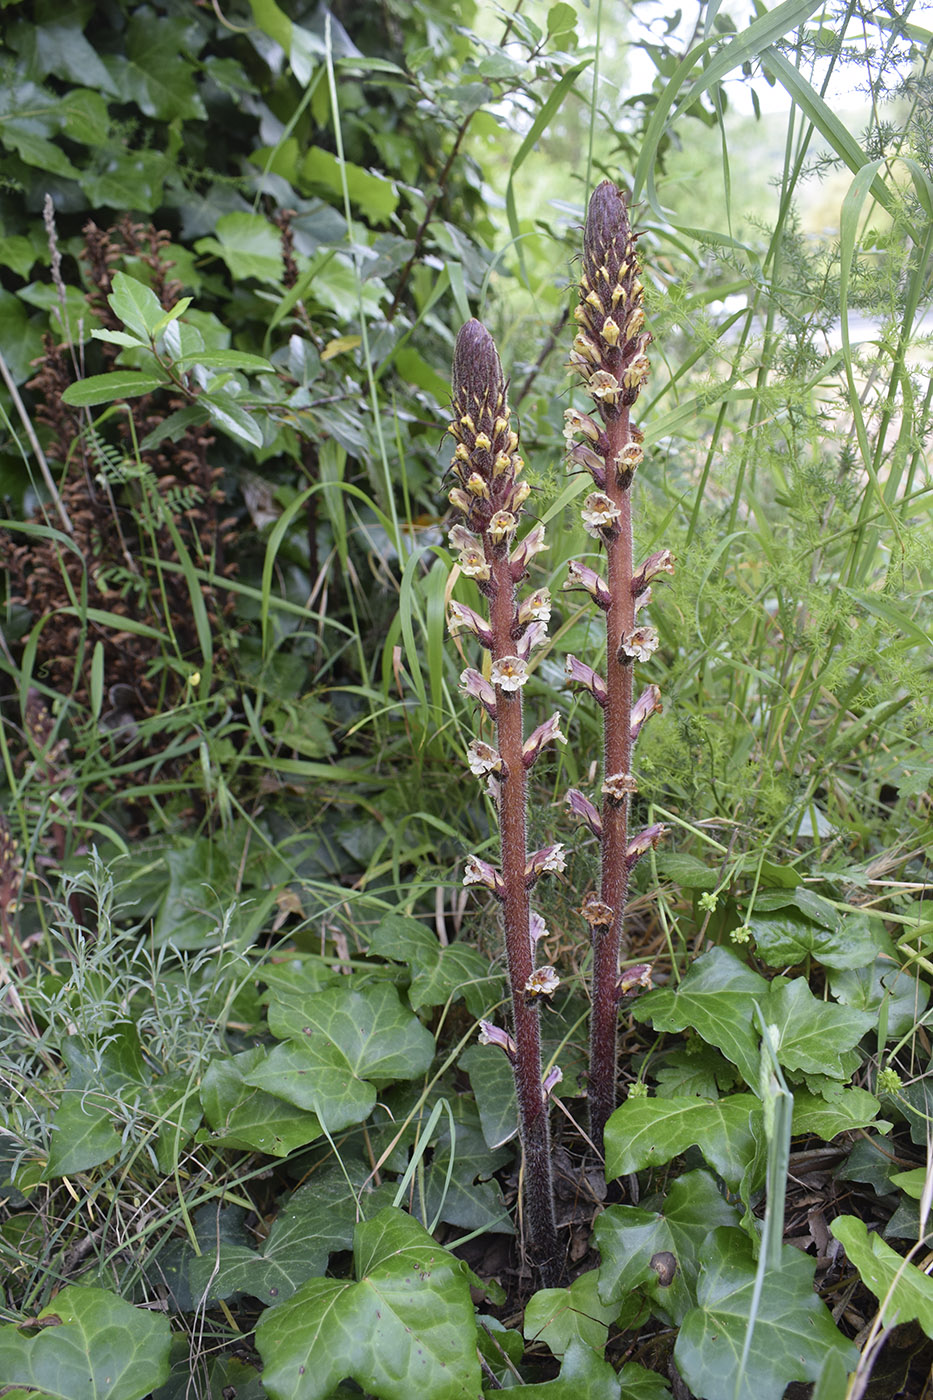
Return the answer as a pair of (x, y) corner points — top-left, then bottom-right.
(563, 182), (667, 1152)
(444, 321), (563, 1285)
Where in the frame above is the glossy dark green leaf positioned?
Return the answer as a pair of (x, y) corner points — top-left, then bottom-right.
(488, 1338), (625, 1398)
(242, 1037), (377, 1130)
(765, 977), (874, 1077)
(195, 213), (284, 283)
(791, 1088), (882, 1140)
(525, 1271), (619, 1357)
(604, 1094), (763, 1191)
(0, 1286), (171, 1400)
(199, 1048), (323, 1156)
(831, 1215), (933, 1334)
(830, 957), (928, 1040)
(60, 371), (168, 407)
(460, 1042), (518, 1149)
(597, 1171), (740, 1324)
(634, 947), (768, 1086)
(202, 390), (265, 448)
(266, 980), (435, 1085)
(256, 1207), (483, 1400)
(750, 907), (879, 970)
(189, 1165), (394, 1305)
(675, 1228), (856, 1400)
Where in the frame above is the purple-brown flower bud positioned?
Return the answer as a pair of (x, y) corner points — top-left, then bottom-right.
(630, 684), (663, 740)
(460, 667), (497, 719)
(564, 654), (608, 706)
(565, 788), (602, 838)
(631, 549), (675, 597)
(530, 909), (548, 944)
(447, 319), (525, 537)
(478, 1020), (517, 1059)
(625, 824), (668, 870)
(542, 1065), (563, 1097)
(564, 559), (611, 610)
(525, 843), (567, 887)
(522, 713), (566, 768)
(509, 522), (547, 580)
(574, 181), (652, 420)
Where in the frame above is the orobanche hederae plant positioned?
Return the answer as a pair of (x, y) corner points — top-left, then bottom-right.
(442, 181), (665, 1285)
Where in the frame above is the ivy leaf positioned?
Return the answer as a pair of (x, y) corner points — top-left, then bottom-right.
(123, 12), (206, 120)
(675, 1227), (856, 1400)
(604, 1094), (763, 1192)
(415, 1104), (513, 1234)
(188, 1165), (395, 1306)
(791, 1088), (883, 1139)
(195, 212), (284, 283)
(265, 980), (435, 1085)
(0, 1286), (171, 1400)
(241, 1037), (377, 1131)
(367, 913), (497, 1018)
(460, 1043), (518, 1149)
(596, 1171), (740, 1324)
(525, 1271), (619, 1358)
(830, 957), (928, 1041)
(765, 977), (874, 1078)
(831, 1215), (933, 1335)
(256, 1207), (483, 1400)
(199, 1048), (323, 1156)
(749, 907), (880, 970)
(489, 1337), (630, 1399)
(634, 947), (767, 1086)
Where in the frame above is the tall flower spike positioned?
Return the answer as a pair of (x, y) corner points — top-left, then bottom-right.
(444, 320), (560, 1286)
(565, 182), (666, 1155)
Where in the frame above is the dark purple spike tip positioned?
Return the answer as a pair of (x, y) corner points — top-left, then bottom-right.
(452, 318), (506, 415)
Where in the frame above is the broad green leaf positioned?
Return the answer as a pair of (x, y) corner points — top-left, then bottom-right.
(750, 907), (879, 970)
(242, 1037), (377, 1130)
(188, 1165), (393, 1305)
(202, 390), (264, 448)
(0, 288), (44, 382)
(525, 1271), (620, 1358)
(266, 980), (435, 1084)
(765, 977), (874, 1078)
(108, 271), (167, 339)
(0, 1286), (170, 1400)
(46, 1031), (148, 1177)
(634, 947), (768, 1086)
(831, 1215), (933, 1335)
(460, 1042), (518, 1149)
(195, 212), (284, 283)
(60, 371), (168, 406)
(416, 1104), (513, 1234)
(596, 1171), (740, 1325)
(199, 1048), (323, 1156)
(301, 147), (398, 224)
(256, 1207), (482, 1400)
(0, 234), (42, 278)
(91, 329), (148, 349)
(791, 1088), (882, 1140)
(172, 349), (274, 373)
(830, 958), (928, 1041)
(675, 1228), (856, 1400)
(492, 1337), (626, 1399)
(604, 1094), (763, 1192)
(7, 19), (114, 92)
(368, 913), (498, 1018)
(124, 12), (206, 120)
(152, 840), (232, 949)
(657, 852), (718, 891)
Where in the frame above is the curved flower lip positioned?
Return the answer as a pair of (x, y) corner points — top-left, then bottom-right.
(617, 963), (653, 997)
(463, 854), (504, 896)
(490, 655), (529, 691)
(524, 965), (560, 999)
(467, 739), (502, 776)
(619, 625), (659, 663)
(603, 771), (638, 801)
(448, 523), (477, 552)
(529, 909), (548, 944)
(563, 559), (611, 611)
(563, 407), (601, 445)
(581, 492), (622, 538)
(542, 1065), (563, 1097)
(631, 548), (675, 596)
(488, 509), (518, 545)
(516, 619), (548, 659)
(460, 667), (497, 718)
(478, 1019), (516, 1058)
(448, 600), (494, 648)
(565, 787), (602, 839)
(518, 588), (551, 626)
(525, 843), (567, 885)
(564, 653), (608, 706)
(626, 824), (668, 869)
(587, 369), (622, 405)
(522, 712), (566, 767)
(568, 443), (606, 487)
(631, 683), (662, 739)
